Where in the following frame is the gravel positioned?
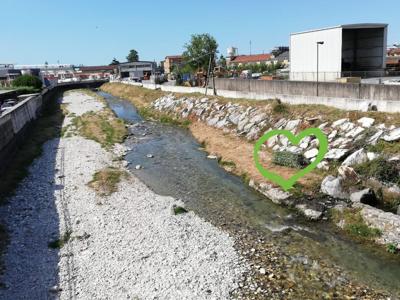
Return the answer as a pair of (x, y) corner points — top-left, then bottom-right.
(0, 91), (246, 299)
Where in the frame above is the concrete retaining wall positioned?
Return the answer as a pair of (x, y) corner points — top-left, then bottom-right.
(111, 80), (400, 113)
(0, 80), (106, 175)
(214, 78), (400, 101)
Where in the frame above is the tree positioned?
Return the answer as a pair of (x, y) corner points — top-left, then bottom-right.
(126, 49), (139, 62)
(12, 75), (42, 89)
(182, 33), (218, 73)
(109, 58), (120, 65)
(218, 55), (226, 68)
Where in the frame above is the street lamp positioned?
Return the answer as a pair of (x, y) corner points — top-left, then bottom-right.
(316, 41), (324, 96)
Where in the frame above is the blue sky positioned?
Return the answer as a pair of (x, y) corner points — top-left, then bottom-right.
(2, 0), (399, 65)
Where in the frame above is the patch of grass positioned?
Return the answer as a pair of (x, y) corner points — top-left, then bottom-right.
(172, 205), (188, 215)
(331, 208), (382, 240)
(367, 140), (400, 155)
(354, 157), (400, 185)
(72, 109), (127, 148)
(386, 243), (398, 254)
(219, 160), (236, 167)
(241, 172), (251, 185)
(48, 230), (72, 249)
(273, 151), (309, 169)
(272, 100), (289, 114)
(88, 167), (127, 196)
(138, 106), (191, 127)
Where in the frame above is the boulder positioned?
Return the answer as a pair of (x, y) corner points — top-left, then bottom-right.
(295, 204), (323, 220)
(332, 118), (349, 127)
(341, 149), (368, 166)
(382, 128), (400, 142)
(274, 118), (287, 129)
(345, 126), (364, 138)
(317, 161), (329, 170)
(350, 188), (378, 206)
(338, 166), (358, 180)
(304, 148), (318, 159)
(357, 117), (375, 128)
(367, 152), (379, 161)
(321, 175), (348, 199)
(367, 130), (383, 145)
(325, 148), (349, 160)
(285, 119), (301, 132)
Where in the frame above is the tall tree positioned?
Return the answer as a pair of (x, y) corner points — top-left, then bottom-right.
(126, 49), (139, 62)
(109, 57), (120, 65)
(182, 34), (218, 72)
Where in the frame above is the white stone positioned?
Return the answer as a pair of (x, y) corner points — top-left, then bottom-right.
(304, 148), (319, 159)
(285, 119), (301, 132)
(382, 128), (400, 142)
(320, 176), (348, 199)
(207, 154), (218, 159)
(341, 149), (368, 166)
(325, 148), (349, 160)
(338, 166), (358, 180)
(357, 117), (375, 128)
(367, 130), (383, 145)
(345, 126), (364, 138)
(332, 119), (349, 128)
(135, 164), (142, 170)
(317, 161), (329, 170)
(367, 152), (379, 161)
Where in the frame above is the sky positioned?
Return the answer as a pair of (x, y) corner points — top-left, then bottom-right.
(2, 0), (399, 66)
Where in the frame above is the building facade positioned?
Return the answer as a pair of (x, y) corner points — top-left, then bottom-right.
(164, 55), (183, 74)
(228, 54), (272, 67)
(290, 23), (388, 81)
(118, 61), (156, 80)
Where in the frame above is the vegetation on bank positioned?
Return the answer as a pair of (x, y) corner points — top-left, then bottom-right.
(48, 230), (72, 249)
(88, 167), (127, 196)
(12, 74), (42, 90)
(331, 208), (382, 240)
(71, 109), (127, 148)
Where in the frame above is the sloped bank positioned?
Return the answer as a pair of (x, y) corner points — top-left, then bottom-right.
(149, 93), (400, 251)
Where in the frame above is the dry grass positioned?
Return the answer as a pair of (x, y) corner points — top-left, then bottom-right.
(72, 109), (127, 149)
(100, 83), (165, 108)
(190, 122), (322, 190)
(88, 167), (127, 196)
(101, 83), (400, 126)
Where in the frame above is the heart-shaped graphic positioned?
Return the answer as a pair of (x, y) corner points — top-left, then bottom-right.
(253, 128), (328, 191)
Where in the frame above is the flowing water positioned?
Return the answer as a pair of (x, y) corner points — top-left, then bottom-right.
(99, 91), (400, 296)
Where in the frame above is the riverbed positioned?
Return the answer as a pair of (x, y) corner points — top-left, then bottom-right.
(99, 90), (400, 298)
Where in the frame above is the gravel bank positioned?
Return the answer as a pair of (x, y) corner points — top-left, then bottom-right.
(0, 90), (246, 299)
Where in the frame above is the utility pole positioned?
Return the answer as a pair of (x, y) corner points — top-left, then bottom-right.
(205, 53), (212, 95)
(316, 41), (324, 96)
(249, 40), (252, 55)
(211, 53), (217, 96)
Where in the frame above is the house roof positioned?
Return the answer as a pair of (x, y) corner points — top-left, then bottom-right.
(165, 55), (183, 60)
(230, 54), (272, 64)
(388, 48), (400, 56)
(291, 23), (388, 35)
(80, 65), (116, 72)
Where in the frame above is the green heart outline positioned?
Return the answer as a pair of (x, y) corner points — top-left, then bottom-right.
(253, 128), (328, 191)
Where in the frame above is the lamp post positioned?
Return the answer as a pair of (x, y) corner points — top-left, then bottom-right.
(316, 41), (324, 96)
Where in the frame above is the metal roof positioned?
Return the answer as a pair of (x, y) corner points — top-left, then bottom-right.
(291, 23), (388, 35)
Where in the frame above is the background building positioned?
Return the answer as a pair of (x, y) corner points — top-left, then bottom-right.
(164, 55), (183, 74)
(118, 61), (156, 80)
(290, 23), (388, 81)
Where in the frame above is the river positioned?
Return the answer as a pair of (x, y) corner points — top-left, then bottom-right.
(98, 90), (400, 297)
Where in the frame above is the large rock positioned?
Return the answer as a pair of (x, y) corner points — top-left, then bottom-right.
(325, 148), (349, 160)
(345, 126), (364, 138)
(304, 148), (318, 159)
(341, 149), (368, 166)
(357, 117), (375, 128)
(321, 176), (348, 199)
(285, 119), (300, 132)
(382, 128), (400, 142)
(338, 165), (358, 180)
(332, 118), (349, 127)
(350, 188), (378, 206)
(295, 204), (323, 220)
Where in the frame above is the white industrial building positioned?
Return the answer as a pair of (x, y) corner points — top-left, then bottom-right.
(290, 23), (388, 82)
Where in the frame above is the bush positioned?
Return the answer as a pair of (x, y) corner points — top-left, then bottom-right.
(272, 99), (288, 114)
(354, 157), (400, 184)
(273, 151), (309, 168)
(12, 75), (42, 89)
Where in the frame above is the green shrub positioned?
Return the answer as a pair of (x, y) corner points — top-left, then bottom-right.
(273, 151), (309, 168)
(354, 157), (400, 184)
(386, 243), (398, 254)
(12, 75), (42, 89)
(272, 99), (288, 114)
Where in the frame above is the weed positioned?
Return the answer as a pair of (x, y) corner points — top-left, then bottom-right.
(273, 151), (309, 169)
(272, 100), (289, 114)
(354, 157), (400, 184)
(88, 167), (126, 196)
(172, 205), (188, 215)
(48, 230), (72, 249)
(367, 140), (400, 155)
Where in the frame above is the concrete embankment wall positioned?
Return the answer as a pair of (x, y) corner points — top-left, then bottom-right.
(0, 80), (106, 175)
(113, 79), (400, 112)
